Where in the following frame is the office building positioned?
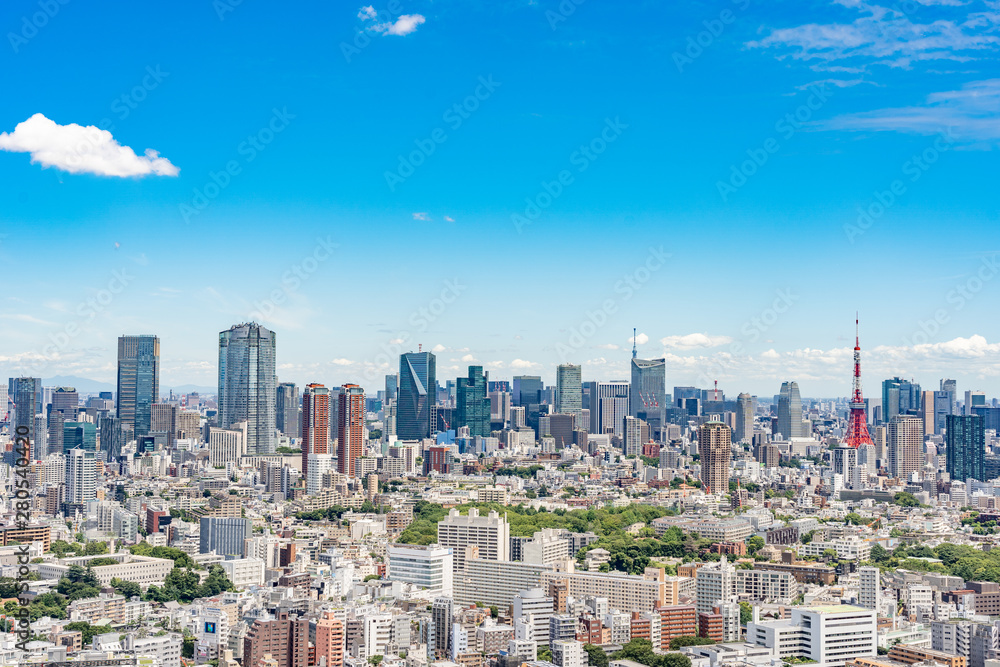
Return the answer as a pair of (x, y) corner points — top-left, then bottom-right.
(631, 357), (666, 425)
(513, 588), (553, 645)
(337, 384), (365, 477)
(776, 381), (803, 439)
(735, 393), (754, 443)
(699, 420), (732, 495)
(947, 414), (986, 482)
(888, 415), (923, 479)
(437, 508), (510, 564)
(387, 544), (454, 597)
(218, 323), (277, 455)
(556, 364), (582, 417)
(882, 377), (922, 424)
(116, 335), (160, 438)
(398, 351), (436, 439)
(63, 421), (97, 453)
(99, 416), (127, 462)
(456, 366), (490, 437)
(301, 383), (330, 479)
(747, 606), (876, 667)
(513, 375), (543, 407)
(12, 376), (42, 460)
(276, 382), (299, 438)
(594, 381), (630, 438)
(933, 390), (953, 435)
(200, 517), (253, 557)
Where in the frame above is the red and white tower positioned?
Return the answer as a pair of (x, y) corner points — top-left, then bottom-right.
(844, 316), (874, 449)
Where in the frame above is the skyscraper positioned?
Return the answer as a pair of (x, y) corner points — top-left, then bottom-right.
(947, 414), (985, 482)
(735, 393), (754, 444)
(301, 383), (330, 479)
(941, 378), (957, 416)
(776, 381), (802, 439)
(595, 382), (630, 438)
(200, 517), (253, 556)
(398, 351), (436, 439)
(116, 335), (160, 438)
(99, 416), (126, 462)
(630, 358), (666, 424)
(337, 384), (365, 477)
(882, 377), (922, 423)
(12, 376), (42, 460)
(699, 420), (732, 495)
(385, 373), (398, 402)
(933, 391), (952, 435)
(456, 366), (490, 437)
(276, 382), (300, 437)
(513, 375), (543, 407)
(218, 323), (277, 455)
(555, 364), (583, 417)
(888, 415), (923, 479)
(63, 421), (97, 453)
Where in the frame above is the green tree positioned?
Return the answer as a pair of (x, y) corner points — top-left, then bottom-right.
(739, 601), (753, 625)
(584, 644), (609, 667)
(111, 578), (142, 600)
(893, 492), (921, 507)
(65, 621), (112, 644)
(669, 636), (715, 651)
(746, 536), (764, 555)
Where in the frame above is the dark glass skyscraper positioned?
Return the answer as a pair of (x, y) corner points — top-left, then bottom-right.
(12, 377), (42, 460)
(63, 421), (97, 453)
(947, 414), (985, 482)
(276, 382), (300, 437)
(456, 365), (490, 437)
(397, 351), (436, 439)
(218, 323), (277, 455)
(513, 375), (543, 407)
(117, 335), (160, 438)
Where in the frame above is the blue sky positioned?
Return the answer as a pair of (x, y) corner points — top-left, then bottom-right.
(1, 0), (999, 398)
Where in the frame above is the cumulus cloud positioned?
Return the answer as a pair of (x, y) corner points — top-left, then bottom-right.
(629, 332), (649, 346)
(0, 113), (179, 177)
(510, 358), (539, 369)
(431, 344), (447, 353)
(373, 14), (426, 35)
(358, 5), (377, 19)
(661, 333), (734, 350)
(330, 358), (353, 366)
(461, 354), (477, 362)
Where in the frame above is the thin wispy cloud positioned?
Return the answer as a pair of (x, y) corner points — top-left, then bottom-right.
(412, 212), (431, 221)
(661, 333), (734, 350)
(0, 113), (179, 177)
(748, 0), (1000, 70)
(823, 78), (1000, 142)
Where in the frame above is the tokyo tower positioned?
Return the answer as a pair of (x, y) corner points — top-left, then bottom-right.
(843, 316), (874, 448)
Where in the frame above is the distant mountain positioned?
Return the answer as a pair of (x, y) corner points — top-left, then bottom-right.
(42, 375), (115, 393)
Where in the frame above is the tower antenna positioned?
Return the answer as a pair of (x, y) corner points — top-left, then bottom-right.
(632, 327), (637, 359)
(844, 314), (874, 449)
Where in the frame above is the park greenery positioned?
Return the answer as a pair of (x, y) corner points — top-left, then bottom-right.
(611, 638), (693, 667)
(868, 541), (1000, 583)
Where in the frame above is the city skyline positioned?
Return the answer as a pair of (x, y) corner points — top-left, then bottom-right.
(2, 2), (1000, 397)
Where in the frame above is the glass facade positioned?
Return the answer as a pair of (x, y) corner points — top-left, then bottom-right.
(947, 414), (985, 482)
(218, 323), (277, 455)
(456, 365), (490, 437)
(398, 351), (436, 439)
(117, 335), (160, 437)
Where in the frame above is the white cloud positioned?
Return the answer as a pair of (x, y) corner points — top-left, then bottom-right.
(594, 343), (620, 350)
(358, 5), (377, 19)
(444, 216), (455, 222)
(0, 113), (179, 177)
(629, 332), (649, 346)
(660, 333), (734, 350)
(412, 212), (431, 221)
(510, 358), (539, 369)
(431, 344), (447, 353)
(748, 1), (1000, 70)
(823, 78), (1000, 143)
(461, 354), (477, 362)
(372, 14), (426, 36)
(389, 337), (405, 345)
(330, 358), (354, 366)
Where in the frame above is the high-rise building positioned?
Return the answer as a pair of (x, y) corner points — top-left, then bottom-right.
(313, 611), (344, 667)
(276, 382), (299, 438)
(63, 421), (97, 453)
(513, 376), (544, 408)
(12, 376), (42, 460)
(623, 416), (647, 457)
(933, 391), (952, 435)
(882, 377), (922, 424)
(941, 379), (957, 415)
(776, 381), (802, 439)
(301, 384), (330, 480)
(218, 323), (277, 455)
(398, 351), (436, 439)
(243, 612), (309, 667)
(385, 373), (398, 402)
(735, 393), (754, 444)
(947, 414), (986, 482)
(437, 507), (510, 564)
(337, 384), (365, 477)
(966, 390), (987, 415)
(699, 420), (732, 495)
(116, 335), (160, 438)
(556, 364), (583, 417)
(65, 447), (97, 506)
(99, 416), (127, 462)
(456, 366), (490, 437)
(200, 517), (253, 557)
(595, 381), (630, 438)
(630, 358), (666, 424)
(888, 415), (923, 479)
(387, 544), (454, 597)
